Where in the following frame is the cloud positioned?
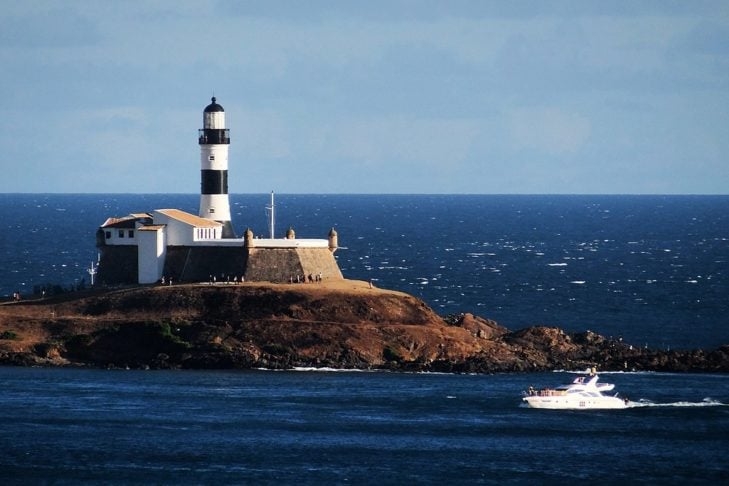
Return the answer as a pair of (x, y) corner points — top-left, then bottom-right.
(307, 116), (480, 170)
(507, 107), (591, 155)
(0, 8), (102, 48)
(681, 21), (729, 56)
(233, 109), (481, 168)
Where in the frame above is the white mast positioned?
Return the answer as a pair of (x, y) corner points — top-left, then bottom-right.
(265, 191), (275, 239)
(86, 261), (97, 286)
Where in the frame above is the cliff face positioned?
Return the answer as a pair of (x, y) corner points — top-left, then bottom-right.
(1, 281), (727, 372)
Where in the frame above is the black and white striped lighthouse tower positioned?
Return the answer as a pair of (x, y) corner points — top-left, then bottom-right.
(198, 97), (235, 238)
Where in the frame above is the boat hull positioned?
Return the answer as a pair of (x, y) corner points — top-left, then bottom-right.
(523, 396), (627, 410)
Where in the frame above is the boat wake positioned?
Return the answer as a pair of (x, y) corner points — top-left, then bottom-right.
(627, 398), (726, 408)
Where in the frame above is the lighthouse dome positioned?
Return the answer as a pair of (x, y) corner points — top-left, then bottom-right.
(204, 97), (224, 113)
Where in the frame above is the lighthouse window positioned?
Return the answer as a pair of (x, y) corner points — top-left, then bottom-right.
(209, 155), (215, 161)
(209, 208), (215, 214)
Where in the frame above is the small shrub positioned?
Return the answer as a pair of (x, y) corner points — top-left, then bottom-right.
(262, 343), (291, 356)
(0, 330), (19, 340)
(383, 346), (402, 362)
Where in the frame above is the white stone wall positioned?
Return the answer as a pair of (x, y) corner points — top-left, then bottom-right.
(137, 227), (166, 284)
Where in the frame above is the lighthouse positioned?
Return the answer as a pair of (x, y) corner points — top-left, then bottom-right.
(198, 97), (235, 238)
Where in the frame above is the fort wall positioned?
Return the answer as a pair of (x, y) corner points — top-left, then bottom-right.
(97, 246), (138, 285)
(244, 247), (342, 283)
(98, 244), (342, 285)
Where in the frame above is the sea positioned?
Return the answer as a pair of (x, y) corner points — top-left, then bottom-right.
(1, 194), (728, 483)
(0, 368), (727, 483)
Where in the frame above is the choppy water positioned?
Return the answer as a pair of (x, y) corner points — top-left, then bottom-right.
(1, 194), (727, 349)
(2, 195), (728, 483)
(0, 367), (727, 483)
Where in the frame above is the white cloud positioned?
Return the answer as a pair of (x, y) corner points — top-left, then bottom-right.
(310, 115), (480, 170)
(507, 107), (591, 156)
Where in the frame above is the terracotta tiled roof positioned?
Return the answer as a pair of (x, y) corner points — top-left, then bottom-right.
(155, 209), (222, 228)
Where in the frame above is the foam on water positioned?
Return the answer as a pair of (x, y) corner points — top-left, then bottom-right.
(628, 398), (726, 408)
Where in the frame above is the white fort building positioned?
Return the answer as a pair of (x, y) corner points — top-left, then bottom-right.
(96, 97), (342, 285)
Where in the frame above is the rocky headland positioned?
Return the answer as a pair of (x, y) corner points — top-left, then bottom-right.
(1, 280), (727, 372)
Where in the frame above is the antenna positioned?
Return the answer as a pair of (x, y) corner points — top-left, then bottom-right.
(86, 261), (98, 286)
(265, 191), (275, 239)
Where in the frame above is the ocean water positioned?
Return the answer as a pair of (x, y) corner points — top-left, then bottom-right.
(0, 367), (727, 483)
(1, 195), (728, 483)
(1, 194), (727, 349)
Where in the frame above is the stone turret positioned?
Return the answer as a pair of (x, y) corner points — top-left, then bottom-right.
(328, 228), (338, 253)
(244, 228), (254, 248)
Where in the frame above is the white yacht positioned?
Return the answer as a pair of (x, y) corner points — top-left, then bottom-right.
(523, 373), (629, 410)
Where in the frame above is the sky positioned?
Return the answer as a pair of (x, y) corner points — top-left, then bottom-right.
(1, 0), (728, 194)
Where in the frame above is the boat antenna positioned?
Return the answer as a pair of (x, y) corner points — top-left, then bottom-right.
(265, 191), (275, 239)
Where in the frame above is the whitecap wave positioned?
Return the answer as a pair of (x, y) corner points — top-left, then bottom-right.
(559, 369), (655, 375)
(627, 398), (726, 408)
(256, 367), (375, 373)
(290, 367), (373, 373)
